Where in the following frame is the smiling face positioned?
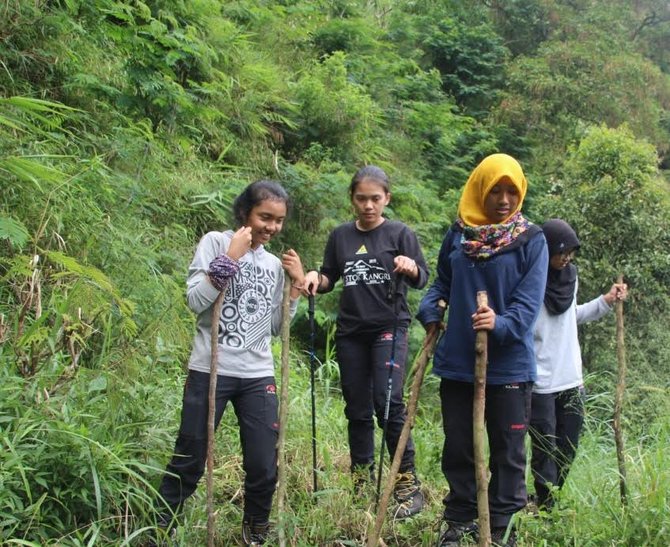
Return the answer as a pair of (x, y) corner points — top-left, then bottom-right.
(483, 178), (520, 223)
(245, 198), (287, 248)
(351, 178), (390, 230)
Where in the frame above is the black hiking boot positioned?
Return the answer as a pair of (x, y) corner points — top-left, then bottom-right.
(242, 518), (270, 546)
(491, 526), (517, 547)
(392, 470), (425, 519)
(436, 519), (479, 546)
(146, 504), (180, 547)
(352, 463), (375, 495)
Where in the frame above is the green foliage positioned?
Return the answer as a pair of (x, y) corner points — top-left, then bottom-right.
(312, 17), (380, 56)
(1, 0), (669, 544)
(497, 23), (670, 168)
(286, 52), (382, 161)
(535, 125), (670, 428)
(487, 0), (551, 56)
(0, 216), (30, 249)
(419, 16), (510, 116)
(519, 408), (670, 545)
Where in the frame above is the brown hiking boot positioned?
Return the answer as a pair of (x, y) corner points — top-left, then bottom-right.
(242, 518), (270, 546)
(392, 470), (425, 520)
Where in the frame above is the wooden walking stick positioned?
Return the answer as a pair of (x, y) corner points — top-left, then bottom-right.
(277, 277), (292, 547)
(474, 291), (490, 547)
(613, 273), (628, 506)
(207, 291), (225, 547)
(367, 300), (446, 547)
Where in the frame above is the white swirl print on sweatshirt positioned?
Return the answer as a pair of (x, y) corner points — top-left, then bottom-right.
(219, 260), (277, 352)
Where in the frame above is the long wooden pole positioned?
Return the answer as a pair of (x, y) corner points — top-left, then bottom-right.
(308, 294), (318, 493)
(277, 277), (292, 547)
(474, 291), (490, 547)
(613, 273), (628, 506)
(367, 300), (446, 547)
(207, 292), (225, 547)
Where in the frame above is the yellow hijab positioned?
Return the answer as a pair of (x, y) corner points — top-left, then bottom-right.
(457, 153), (528, 227)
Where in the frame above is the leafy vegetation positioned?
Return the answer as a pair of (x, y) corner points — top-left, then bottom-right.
(1, 0), (669, 544)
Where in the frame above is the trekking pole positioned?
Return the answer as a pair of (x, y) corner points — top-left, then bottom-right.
(308, 294), (318, 493)
(613, 273), (628, 506)
(474, 291), (491, 547)
(367, 300), (446, 547)
(374, 276), (402, 512)
(207, 291), (226, 547)
(277, 276), (292, 547)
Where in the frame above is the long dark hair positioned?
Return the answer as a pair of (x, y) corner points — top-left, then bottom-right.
(349, 165), (390, 196)
(232, 179), (289, 226)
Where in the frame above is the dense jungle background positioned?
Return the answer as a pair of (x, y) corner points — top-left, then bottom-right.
(1, 0), (670, 545)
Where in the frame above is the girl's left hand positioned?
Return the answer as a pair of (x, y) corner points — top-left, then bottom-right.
(393, 255), (419, 279)
(472, 304), (496, 331)
(281, 249), (305, 286)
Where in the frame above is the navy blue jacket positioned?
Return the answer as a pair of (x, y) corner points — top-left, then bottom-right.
(417, 224), (548, 384)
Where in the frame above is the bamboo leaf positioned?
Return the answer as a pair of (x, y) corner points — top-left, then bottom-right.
(0, 216), (30, 248)
(0, 156), (68, 187)
(44, 251), (137, 334)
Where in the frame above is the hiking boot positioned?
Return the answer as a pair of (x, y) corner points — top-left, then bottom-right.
(242, 518), (270, 546)
(491, 526), (517, 547)
(392, 470), (424, 519)
(146, 505), (180, 547)
(352, 463), (375, 495)
(146, 526), (176, 547)
(436, 519), (478, 546)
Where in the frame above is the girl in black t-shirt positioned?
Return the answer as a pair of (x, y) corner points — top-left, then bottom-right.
(303, 165), (429, 519)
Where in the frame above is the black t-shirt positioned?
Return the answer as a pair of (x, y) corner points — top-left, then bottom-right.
(319, 220), (429, 335)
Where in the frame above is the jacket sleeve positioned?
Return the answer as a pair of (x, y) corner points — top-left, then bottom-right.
(491, 232), (549, 344)
(417, 230), (453, 325)
(186, 232), (225, 314)
(400, 224), (430, 290)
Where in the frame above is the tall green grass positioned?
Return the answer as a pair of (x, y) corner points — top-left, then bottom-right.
(142, 338), (670, 546)
(2, 325), (669, 545)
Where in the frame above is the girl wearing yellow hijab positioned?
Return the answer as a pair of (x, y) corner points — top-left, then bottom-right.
(418, 154), (548, 546)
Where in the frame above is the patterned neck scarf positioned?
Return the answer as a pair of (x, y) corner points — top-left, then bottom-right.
(458, 211), (530, 259)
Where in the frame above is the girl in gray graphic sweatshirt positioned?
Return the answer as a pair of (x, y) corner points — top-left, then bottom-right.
(154, 180), (305, 546)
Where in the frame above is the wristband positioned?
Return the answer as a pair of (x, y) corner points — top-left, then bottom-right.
(208, 254), (240, 291)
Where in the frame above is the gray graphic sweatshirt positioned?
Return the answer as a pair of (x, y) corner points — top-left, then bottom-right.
(186, 230), (298, 378)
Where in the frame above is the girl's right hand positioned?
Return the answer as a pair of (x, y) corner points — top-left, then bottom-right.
(472, 304), (496, 331)
(227, 226), (252, 260)
(303, 270), (321, 296)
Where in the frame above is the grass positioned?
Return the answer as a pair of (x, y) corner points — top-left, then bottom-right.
(2, 334), (669, 545)
(142, 345), (670, 546)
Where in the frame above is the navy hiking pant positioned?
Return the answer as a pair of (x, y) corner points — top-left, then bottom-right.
(529, 386), (585, 507)
(158, 370), (279, 522)
(440, 379), (532, 528)
(336, 327), (416, 474)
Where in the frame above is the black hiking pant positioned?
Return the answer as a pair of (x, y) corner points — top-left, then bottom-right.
(439, 379), (532, 528)
(529, 386), (585, 508)
(336, 327), (416, 474)
(157, 370), (278, 522)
